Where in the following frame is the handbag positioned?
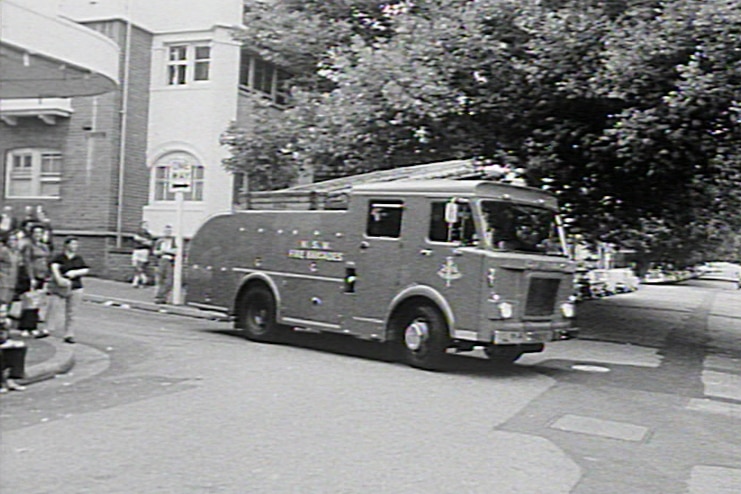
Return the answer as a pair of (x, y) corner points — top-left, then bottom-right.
(8, 300), (22, 319)
(47, 278), (72, 298)
(21, 289), (43, 309)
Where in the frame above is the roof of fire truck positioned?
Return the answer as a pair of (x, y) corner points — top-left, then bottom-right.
(285, 158), (522, 195)
(242, 159), (559, 211)
(352, 180), (559, 209)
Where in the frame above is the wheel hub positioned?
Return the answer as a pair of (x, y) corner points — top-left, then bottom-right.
(404, 320), (429, 351)
(253, 311), (266, 327)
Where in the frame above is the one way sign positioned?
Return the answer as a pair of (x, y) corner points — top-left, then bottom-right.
(167, 160), (193, 194)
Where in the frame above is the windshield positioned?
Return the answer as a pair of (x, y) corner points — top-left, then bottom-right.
(480, 200), (565, 255)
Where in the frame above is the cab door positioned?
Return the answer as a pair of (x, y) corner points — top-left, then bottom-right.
(399, 198), (484, 334)
(343, 198), (404, 338)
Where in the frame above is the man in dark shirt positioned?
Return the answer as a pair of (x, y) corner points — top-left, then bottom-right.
(48, 237), (89, 344)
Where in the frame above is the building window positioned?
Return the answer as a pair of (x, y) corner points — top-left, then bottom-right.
(5, 148), (62, 198)
(167, 45), (188, 85)
(239, 50), (290, 105)
(167, 44), (210, 85)
(153, 152), (204, 201)
(194, 46), (211, 81)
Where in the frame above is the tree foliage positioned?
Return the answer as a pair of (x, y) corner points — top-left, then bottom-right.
(222, 0), (741, 263)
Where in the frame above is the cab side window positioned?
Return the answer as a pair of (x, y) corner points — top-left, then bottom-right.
(366, 200), (403, 238)
(429, 201), (476, 244)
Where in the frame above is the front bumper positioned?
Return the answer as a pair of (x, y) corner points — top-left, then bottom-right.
(452, 321), (578, 345)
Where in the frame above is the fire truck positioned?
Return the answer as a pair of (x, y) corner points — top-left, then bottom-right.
(185, 178), (578, 370)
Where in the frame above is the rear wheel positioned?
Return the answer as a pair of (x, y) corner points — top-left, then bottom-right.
(239, 286), (280, 342)
(394, 305), (449, 370)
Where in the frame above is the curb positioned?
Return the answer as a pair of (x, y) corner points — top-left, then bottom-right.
(11, 293), (227, 389)
(83, 294), (230, 322)
(17, 337), (75, 385)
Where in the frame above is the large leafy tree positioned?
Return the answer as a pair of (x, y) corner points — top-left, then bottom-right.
(222, 0), (741, 264)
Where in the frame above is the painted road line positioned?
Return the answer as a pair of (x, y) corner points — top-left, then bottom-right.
(550, 414), (649, 442)
(704, 354), (741, 374)
(701, 370), (741, 401)
(689, 466), (741, 494)
(518, 340), (662, 368)
(686, 398), (741, 419)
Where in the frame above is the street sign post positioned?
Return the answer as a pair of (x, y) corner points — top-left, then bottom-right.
(167, 161), (193, 194)
(167, 161), (192, 305)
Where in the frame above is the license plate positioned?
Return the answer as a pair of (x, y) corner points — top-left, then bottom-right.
(494, 330), (554, 345)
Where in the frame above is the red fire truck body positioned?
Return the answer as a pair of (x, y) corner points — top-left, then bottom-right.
(186, 179), (577, 369)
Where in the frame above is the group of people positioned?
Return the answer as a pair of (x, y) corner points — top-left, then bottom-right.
(1, 207), (182, 393)
(0, 205), (89, 393)
(130, 221), (178, 305)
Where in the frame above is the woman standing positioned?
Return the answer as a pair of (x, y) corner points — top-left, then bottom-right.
(19, 225), (50, 338)
(0, 233), (20, 307)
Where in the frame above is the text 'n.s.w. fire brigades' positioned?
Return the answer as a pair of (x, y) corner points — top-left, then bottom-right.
(288, 240), (344, 262)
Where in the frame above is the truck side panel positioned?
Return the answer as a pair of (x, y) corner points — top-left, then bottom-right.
(187, 211), (352, 328)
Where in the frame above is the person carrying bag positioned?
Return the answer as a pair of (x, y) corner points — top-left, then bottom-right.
(47, 276), (72, 298)
(47, 237), (89, 344)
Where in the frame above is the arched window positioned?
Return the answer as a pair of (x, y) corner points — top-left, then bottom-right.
(153, 152), (204, 201)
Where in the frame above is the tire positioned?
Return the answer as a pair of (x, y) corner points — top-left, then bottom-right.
(394, 304), (450, 370)
(484, 345), (523, 365)
(239, 286), (280, 342)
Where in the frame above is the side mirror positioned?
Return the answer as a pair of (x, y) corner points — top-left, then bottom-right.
(444, 201), (459, 224)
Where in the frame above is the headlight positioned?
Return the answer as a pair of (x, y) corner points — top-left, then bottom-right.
(560, 302), (576, 318)
(498, 302), (514, 319)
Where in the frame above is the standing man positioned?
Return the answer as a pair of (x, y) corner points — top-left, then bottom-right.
(131, 221), (154, 288)
(48, 237), (89, 344)
(153, 225), (177, 304)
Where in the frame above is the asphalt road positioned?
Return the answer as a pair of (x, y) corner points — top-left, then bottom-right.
(1, 281), (739, 493)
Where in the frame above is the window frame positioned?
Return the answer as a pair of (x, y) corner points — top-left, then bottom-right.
(166, 43), (212, 86)
(167, 45), (188, 85)
(4, 148), (63, 199)
(193, 46), (211, 81)
(365, 200), (404, 239)
(428, 199), (477, 245)
(239, 50), (290, 105)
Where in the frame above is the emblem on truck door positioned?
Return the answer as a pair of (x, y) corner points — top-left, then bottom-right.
(437, 256), (462, 287)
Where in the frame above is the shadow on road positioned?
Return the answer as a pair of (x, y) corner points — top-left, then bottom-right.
(208, 327), (533, 376)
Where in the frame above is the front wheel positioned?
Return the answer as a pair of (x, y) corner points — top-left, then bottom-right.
(394, 305), (450, 370)
(239, 286), (280, 342)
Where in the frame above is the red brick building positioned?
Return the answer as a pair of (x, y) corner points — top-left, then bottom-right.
(1, 17), (151, 278)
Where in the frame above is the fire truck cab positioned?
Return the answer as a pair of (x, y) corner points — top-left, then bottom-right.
(186, 179), (577, 370)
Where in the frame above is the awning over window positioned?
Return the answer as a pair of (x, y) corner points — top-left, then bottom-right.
(0, 1), (119, 99)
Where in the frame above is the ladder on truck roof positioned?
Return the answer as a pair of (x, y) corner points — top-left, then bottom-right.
(240, 158), (518, 211)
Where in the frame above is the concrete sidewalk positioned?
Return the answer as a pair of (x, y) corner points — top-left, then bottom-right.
(81, 277), (229, 322)
(14, 336), (75, 386)
(7, 277), (228, 389)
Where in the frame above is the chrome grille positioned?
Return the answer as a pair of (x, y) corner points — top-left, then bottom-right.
(525, 278), (560, 317)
